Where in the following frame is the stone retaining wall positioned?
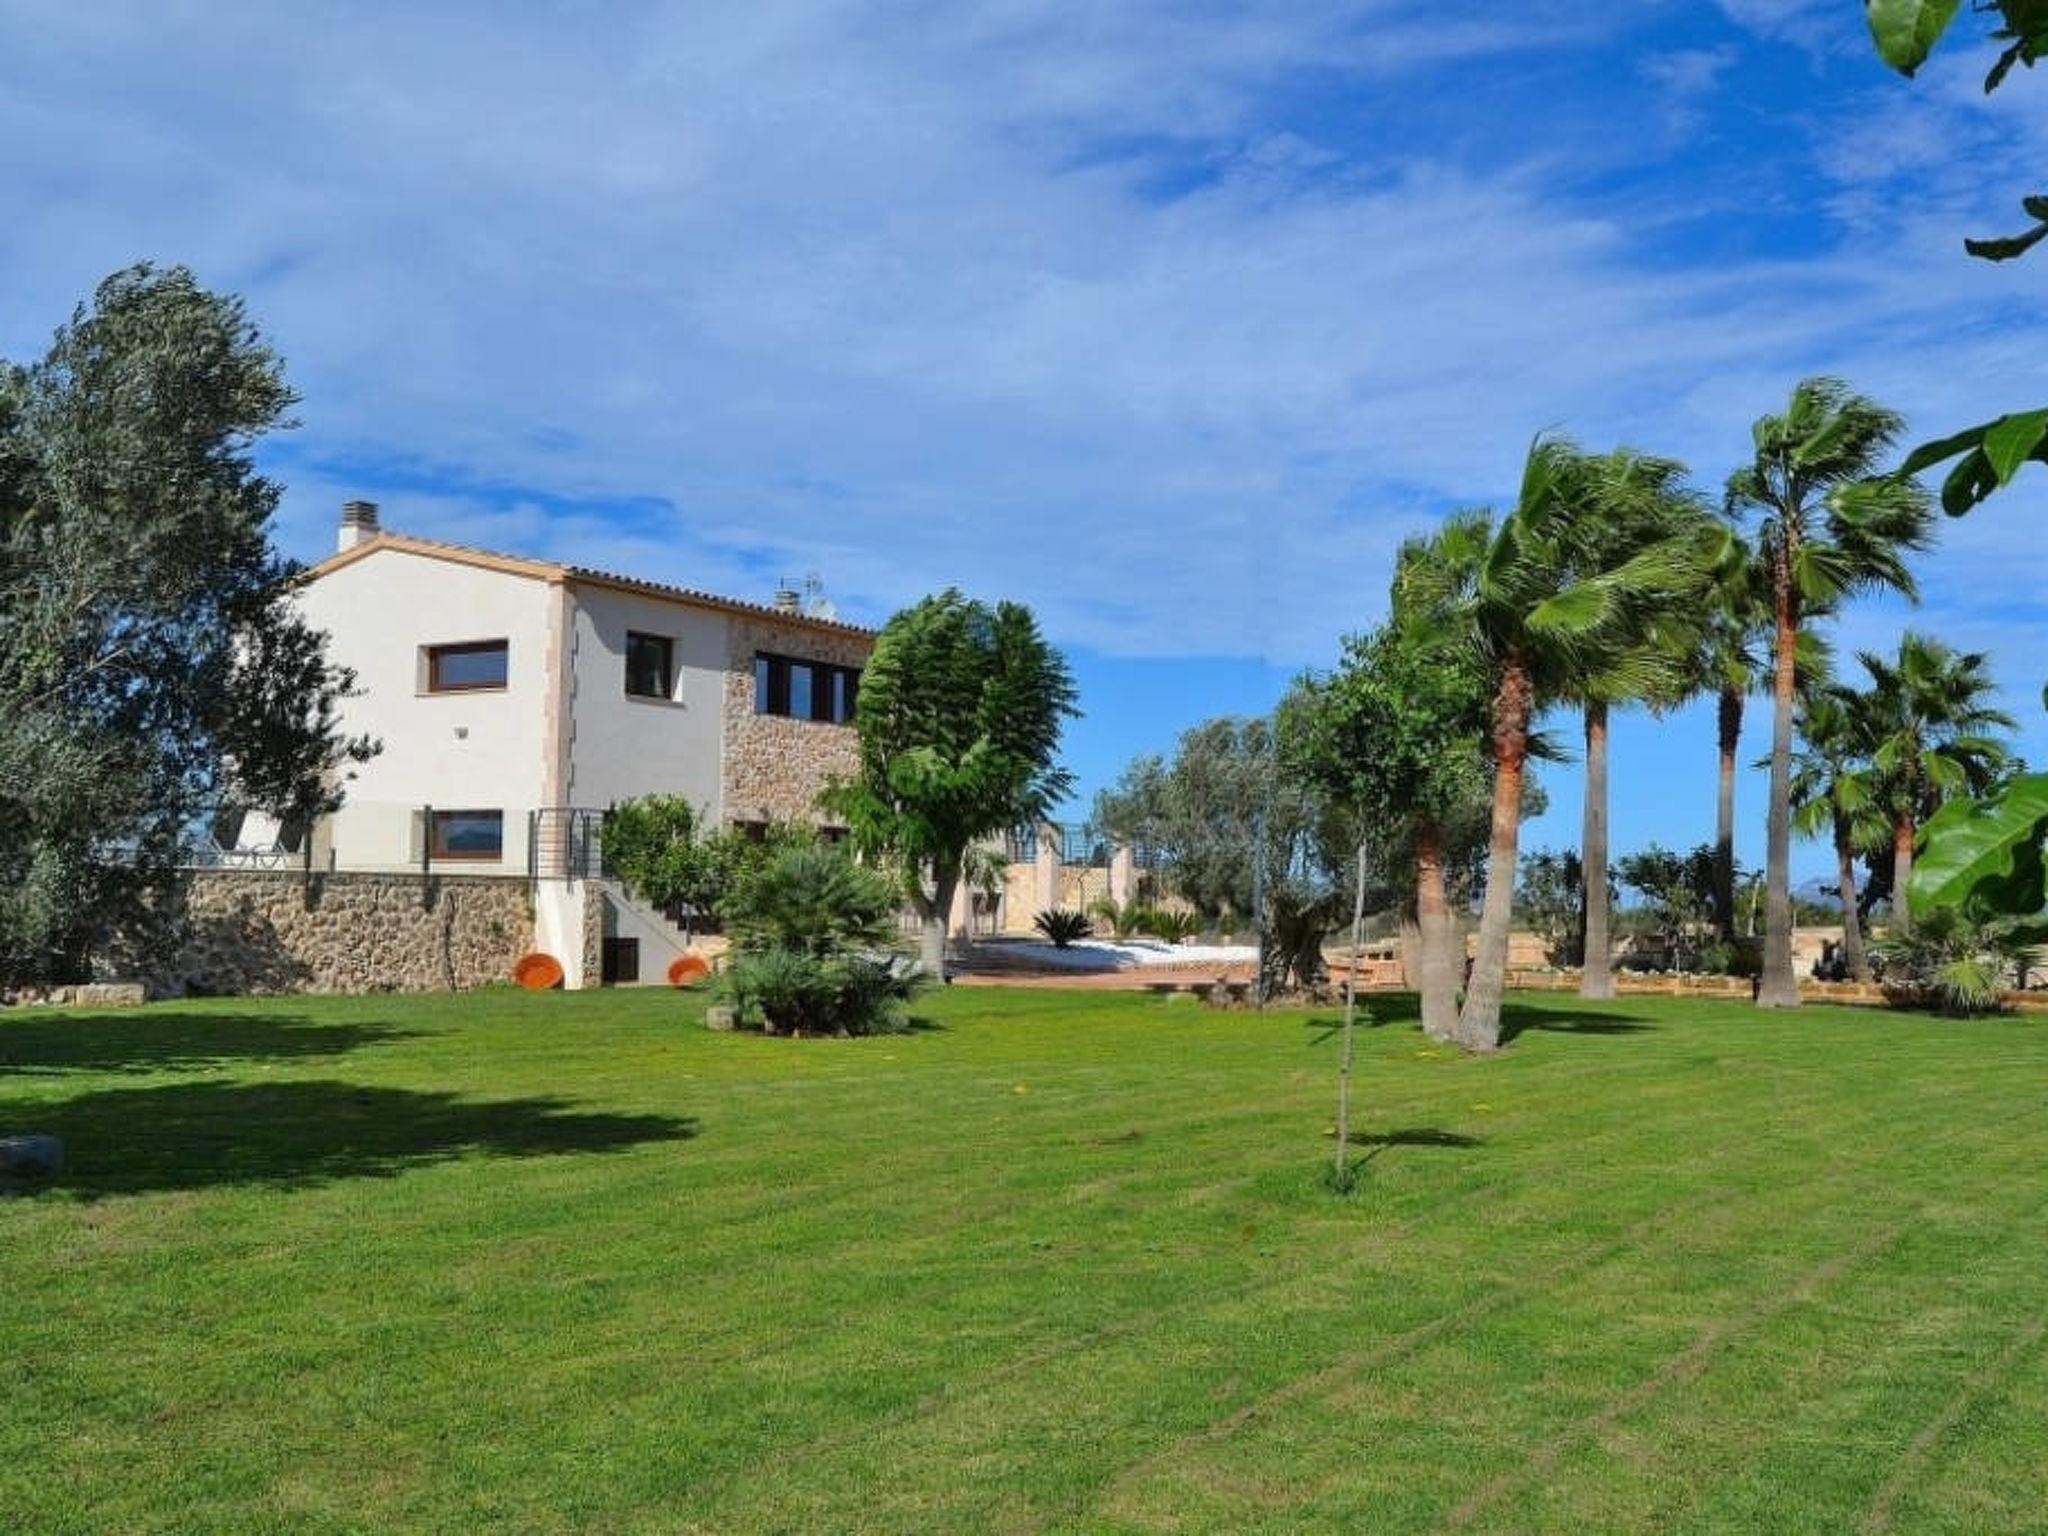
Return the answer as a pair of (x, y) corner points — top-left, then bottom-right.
(145, 870), (534, 997)
(1505, 967), (2048, 1012)
(2, 982), (147, 1009)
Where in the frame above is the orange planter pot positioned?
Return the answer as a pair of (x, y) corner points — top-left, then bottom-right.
(668, 953), (712, 987)
(513, 952), (564, 990)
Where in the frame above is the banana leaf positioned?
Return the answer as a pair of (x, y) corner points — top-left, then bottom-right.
(1910, 772), (2048, 919)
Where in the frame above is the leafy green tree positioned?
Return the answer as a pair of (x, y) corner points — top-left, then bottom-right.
(1394, 439), (1712, 1050)
(1286, 620), (1491, 1039)
(1098, 706), (1352, 996)
(1516, 849), (1586, 968)
(1614, 844), (1720, 972)
(831, 590), (1076, 976)
(1258, 683), (1364, 998)
(604, 795), (707, 914)
(603, 796), (812, 937)
(1852, 633), (2015, 933)
(0, 264), (375, 985)
(1726, 378), (1932, 1006)
(1093, 718), (1274, 931)
(1787, 688), (1885, 980)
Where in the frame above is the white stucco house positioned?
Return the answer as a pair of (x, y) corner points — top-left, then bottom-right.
(253, 499), (877, 985)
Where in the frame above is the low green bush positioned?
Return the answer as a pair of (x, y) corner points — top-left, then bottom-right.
(724, 844), (900, 957)
(1873, 908), (2030, 1016)
(727, 946), (922, 1037)
(720, 844), (925, 1036)
(1089, 898), (1148, 938)
(1141, 909), (1199, 942)
(1034, 909), (1092, 947)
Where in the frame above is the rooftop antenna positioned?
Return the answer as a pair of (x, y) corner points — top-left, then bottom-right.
(801, 571), (837, 621)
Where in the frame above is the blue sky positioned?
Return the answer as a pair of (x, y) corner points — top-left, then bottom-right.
(4, 0), (2047, 883)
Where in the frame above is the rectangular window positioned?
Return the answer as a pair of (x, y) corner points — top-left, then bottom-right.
(429, 809), (504, 861)
(752, 652), (860, 723)
(625, 631), (674, 699)
(426, 640), (508, 693)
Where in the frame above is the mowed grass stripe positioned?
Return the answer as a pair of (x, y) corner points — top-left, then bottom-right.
(6, 987), (2048, 1532)
(1083, 1091), (2048, 1532)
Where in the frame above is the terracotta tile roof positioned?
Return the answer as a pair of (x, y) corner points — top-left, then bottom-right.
(304, 530), (877, 639)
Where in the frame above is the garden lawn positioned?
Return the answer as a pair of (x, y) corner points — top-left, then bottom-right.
(6, 986), (2048, 1532)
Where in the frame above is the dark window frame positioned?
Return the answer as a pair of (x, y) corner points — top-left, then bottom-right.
(429, 809), (505, 861)
(752, 651), (860, 724)
(624, 631), (676, 700)
(426, 640), (509, 694)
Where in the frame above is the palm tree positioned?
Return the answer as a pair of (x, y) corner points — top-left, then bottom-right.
(1693, 543), (1770, 944)
(1726, 378), (1932, 1007)
(1395, 438), (1712, 1049)
(1853, 633), (2015, 932)
(1788, 687), (1883, 980)
(1562, 449), (1719, 1000)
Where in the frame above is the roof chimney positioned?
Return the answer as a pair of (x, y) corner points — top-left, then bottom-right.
(338, 499), (380, 552)
(772, 578), (802, 614)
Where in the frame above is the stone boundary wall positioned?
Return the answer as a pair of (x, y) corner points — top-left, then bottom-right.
(1505, 966), (2048, 1012)
(146, 870), (534, 997)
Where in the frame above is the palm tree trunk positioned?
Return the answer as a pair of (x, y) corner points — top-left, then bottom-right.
(1715, 685), (1742, 944)
(1892, 814), (1916, 936)
(1457, 656), (1531, 1050)
(1579, 700), (1614, 1000)
(1758, 583), (1801, 1008)
(1835, 819), (1869, 981)
(1415, 818), (1459, 1041)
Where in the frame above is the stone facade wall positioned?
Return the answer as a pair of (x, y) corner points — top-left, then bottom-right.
(146, 870), (534, 997)
(720, 616), (872, 826)
(1056, 864), (1114, 916)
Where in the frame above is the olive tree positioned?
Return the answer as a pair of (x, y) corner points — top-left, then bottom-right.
(0, 264), (375, 984)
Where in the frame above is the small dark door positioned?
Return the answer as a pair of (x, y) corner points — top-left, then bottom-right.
(601, 937), (640, 985)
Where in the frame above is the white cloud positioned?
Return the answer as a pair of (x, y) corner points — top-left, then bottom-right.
(0, 0), (2043, 694)
(1641, 43), (1739, 98)
(1711, 0), (1839, 50)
